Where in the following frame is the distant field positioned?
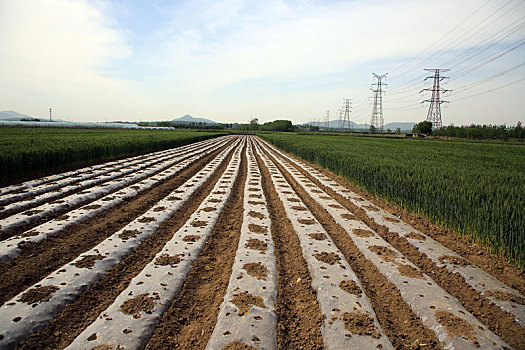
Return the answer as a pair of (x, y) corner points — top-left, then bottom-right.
(260, 133), (525, 266)
(0, 127), (227, 186)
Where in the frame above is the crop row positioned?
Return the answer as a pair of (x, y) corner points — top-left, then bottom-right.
(0, 135), (522, 349)
(259, 133), (525, 266)
(0, 127), (226, 186)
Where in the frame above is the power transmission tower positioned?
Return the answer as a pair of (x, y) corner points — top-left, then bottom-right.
(421, 69), (450, 129)
(342, 99), (352, 131)
(325, 110), (330, 130)
(370, 73), (387, 131)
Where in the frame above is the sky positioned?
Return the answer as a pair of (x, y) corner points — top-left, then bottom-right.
(0, 0), (524, 126)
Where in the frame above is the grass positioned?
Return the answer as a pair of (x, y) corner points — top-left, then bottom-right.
(260, 133), (525, 267)
(0, 127), (227, 186)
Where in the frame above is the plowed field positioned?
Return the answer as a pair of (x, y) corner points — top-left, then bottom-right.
(0, 135), (523, 350)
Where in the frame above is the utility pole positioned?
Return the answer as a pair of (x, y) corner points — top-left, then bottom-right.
(325, 110), (330, 130)
(370, 73), (387, 131)
(49, 108), (52, 122)
(421, 69), (450, 129)
(342, 99), (352, 131)
(338, 109), (343, 130)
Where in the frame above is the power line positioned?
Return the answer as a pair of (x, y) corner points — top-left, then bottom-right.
(450, 76), (525, 102)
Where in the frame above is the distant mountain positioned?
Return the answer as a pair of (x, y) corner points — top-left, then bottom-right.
(0, 110), (39, 121)
(384, 122), (416, 131)
(171, 114), (217, 124)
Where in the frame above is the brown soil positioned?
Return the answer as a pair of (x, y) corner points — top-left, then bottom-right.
(406, 232), (426, 241)
(308, 233), (326, 241)
(243, 262), (268, 280)
(254, 149), (324, 350)
(439, 255), (470, 267)
(17, 142), (238, 350)
(119, 229), (139, 240)
(287, 149), (524, 296)
(484, 290), (525, 304)
(435, 311), (476, 343)
(18, 285), (59, 304)
(247, 200), (265, 205)
(191, 220), (208, 227)
(144, 144), (247, 350)
(248, 223), (267, 234)
(261, 146), (441, 349)
(339, 280), (362, 297)
(352, 228), (374, 238)
(297, 218), (316, 225)
(341, 213), (355, 220)
(395, 263), (425, 280)
(73, 254), (105, 269)
(0, 145), (229, 306)
(280, 147), (525, 349)
(182, 235), (200, 242)
(339, 312), (380, 338)
(119, 293), (157, 318)
(155, 254), (182, 266)
(230, 292), (267, 316)
(202, 207), (216, 212)
(222, 341), (257, 350)
(368, 245), (397, 262)
(314, 252), (341, 265)
(245, 238), (267, 253)
(247, 211), (265, 219)
(291, 206), (307, 211)
(83, 205), (101, 210)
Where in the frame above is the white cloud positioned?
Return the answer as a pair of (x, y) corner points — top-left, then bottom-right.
(0, 0), (153, 120)
(0, 0), (523, 124)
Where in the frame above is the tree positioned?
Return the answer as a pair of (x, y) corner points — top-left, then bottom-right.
(369, 125), (377, 133)
(249, 118), (259, 131)
(396, 127), (401, 134)
(412, 121), (432, 135)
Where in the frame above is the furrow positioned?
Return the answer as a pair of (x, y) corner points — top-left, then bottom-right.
(0, 137), (230, 235)
(254, 141), (393, 349)
(0, 137), (221, 204)
(263, 140), (525, 333)
(0, 137), (231, 262)
(0, 141), (230, 306)
(205, 138), (278, 350)
(65, 137), (245, 350)
(0, 138), (241, 349)
(0, 141), (191, 208)
(258, 138), (510, 349)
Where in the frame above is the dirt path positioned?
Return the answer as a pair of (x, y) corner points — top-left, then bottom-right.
(0, 135), (522, 350)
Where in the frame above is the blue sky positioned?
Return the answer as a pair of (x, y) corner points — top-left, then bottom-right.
(0, 0), (524, 125)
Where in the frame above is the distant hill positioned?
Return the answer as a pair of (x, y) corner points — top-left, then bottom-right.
(0, 110), (39, 121)
(171, 114), (217, 124)
(384, 122), (416, 131)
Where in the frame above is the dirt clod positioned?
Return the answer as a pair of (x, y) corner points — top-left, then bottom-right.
(243, 262), (268, 280)
(119, 293), (157, 318)
(314, 252), (341, 265)
(339, 280), (362, 297)
(154, 253), (182, 266)
(18, 285), (59, 304)
(339, 312), (380, 338)
(435, 310), (475, 342)
(73, 254), (105, 269)
(231, 292), (266, 316)
(246, 238), (267, 253)
(248, 223), (267, 234)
